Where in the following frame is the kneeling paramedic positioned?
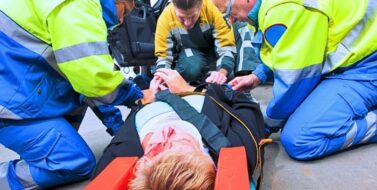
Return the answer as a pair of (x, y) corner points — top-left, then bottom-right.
(154, 0), (236, 84)
(225, 0), (377, 160)
(0, 0), (151, 189)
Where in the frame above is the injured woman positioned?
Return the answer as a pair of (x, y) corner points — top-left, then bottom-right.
(92, 68), (267, 190)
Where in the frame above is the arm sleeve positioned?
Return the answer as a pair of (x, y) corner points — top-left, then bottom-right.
(233, 22), (261, 73)
(47, 0), (142, 105)
(154, 6), (175, 69)
(208, 2), (236, 74)
(259, 3), (328, 127)
(252, 63), (272, 84)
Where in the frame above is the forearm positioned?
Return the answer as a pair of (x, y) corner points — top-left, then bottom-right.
(218, 68), (228, 77)
(86, 80), (143, 107)
(154, 11), (174, 70)
(217, 53), (235, 76)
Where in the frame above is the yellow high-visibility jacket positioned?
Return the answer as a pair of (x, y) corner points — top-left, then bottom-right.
(253, 0), (377, 127)
(0, 0), (142, 119)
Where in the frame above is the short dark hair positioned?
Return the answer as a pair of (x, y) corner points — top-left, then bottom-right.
(172, 0), (202, 10)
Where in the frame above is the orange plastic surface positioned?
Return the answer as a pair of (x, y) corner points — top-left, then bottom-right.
(85, 157), (138, 190)
(85, 147), (249, 190)
(214, 146), (250, 190)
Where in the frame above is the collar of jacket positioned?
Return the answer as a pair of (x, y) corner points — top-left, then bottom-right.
(247, 0), (261, 28)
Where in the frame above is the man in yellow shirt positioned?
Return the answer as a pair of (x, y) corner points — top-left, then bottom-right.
(154, 0), (236, 84)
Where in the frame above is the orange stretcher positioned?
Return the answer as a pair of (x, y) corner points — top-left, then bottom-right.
(85, 146), (250, 190)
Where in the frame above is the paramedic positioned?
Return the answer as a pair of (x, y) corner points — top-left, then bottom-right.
(211, 0), (261, 76)
(154, 0), (236, 84)
(0, 0), (151, 189)
(225, 0), (377, 160)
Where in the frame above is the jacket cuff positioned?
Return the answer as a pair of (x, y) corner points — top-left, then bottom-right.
(252, 63), (272, 84)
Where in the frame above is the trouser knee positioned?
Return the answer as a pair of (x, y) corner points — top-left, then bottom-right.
(0, 118), (96, 188)
(177, 64), (203, 82)
(280, 122), (325, 160)
(176, 48), (208, 82)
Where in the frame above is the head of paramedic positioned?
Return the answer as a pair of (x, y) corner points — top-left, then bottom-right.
(172, 0), (203, 29)
(213, 0), (256, 24)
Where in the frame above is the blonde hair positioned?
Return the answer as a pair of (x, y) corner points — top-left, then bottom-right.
(129, 151), (215, 190)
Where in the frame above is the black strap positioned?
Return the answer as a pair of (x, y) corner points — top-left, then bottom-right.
(192, 82), (208, 92)
(206, 84), (233, 102)
(155, 90), (231, 156)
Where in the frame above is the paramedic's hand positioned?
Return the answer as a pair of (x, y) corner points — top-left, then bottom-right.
(149, 76), (164, 93)
(138, 77), (163, 105)
(228, 74), (261, 91)
(205, 69), (227, 84)
(154, 68), (195, 93)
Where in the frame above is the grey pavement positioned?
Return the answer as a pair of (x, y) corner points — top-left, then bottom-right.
(1, 85), (376, 190)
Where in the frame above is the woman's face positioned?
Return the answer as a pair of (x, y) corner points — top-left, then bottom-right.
(142, 124), (204, 158)
(137, 121), (214, 173)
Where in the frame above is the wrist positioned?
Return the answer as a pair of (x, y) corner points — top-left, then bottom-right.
(188, 86), (197, 92)
(218, 68), (229, 76)
(136, 89), (154, 105)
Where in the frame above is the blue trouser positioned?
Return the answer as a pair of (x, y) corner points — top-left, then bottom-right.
(281, 79), (377, 160)
(0, 117), (95, 189)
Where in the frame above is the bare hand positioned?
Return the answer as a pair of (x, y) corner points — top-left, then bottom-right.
(139, 77), (165, 105)
(149, 76), (166, 92)
(154, 68), (195, 93)
(228, 74), (261, 91)
(205, 70), (227, 84)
